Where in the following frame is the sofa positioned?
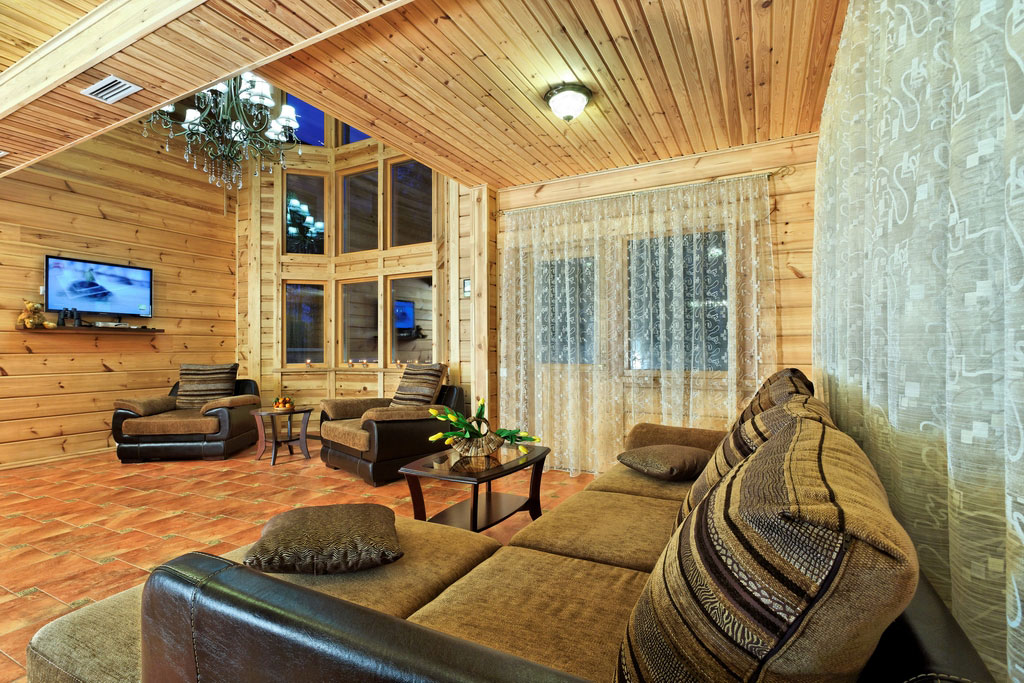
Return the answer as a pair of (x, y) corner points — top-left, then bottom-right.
(319, 384), (465, 486)
(112, 379), (260, 463)
(28, 370), (993, 682)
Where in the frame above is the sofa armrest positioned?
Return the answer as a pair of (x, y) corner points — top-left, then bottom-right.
(624, 423), (727, 452)
(361, 404), (448, 424)
(112, 395), (176, 417)
(201, 394), (260, 414)
(142, 552), (586, 683)
(320, 397), (393, 420)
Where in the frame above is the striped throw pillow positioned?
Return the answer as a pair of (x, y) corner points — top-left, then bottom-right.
(618, 418), (918, 682)
(391, 363), (448, 407)
(175, 363), (238, 409)
(738, 367), (815, 423)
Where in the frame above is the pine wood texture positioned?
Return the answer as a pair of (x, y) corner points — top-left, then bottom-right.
(0, 123), (237, 468)
(0, 0), (105, 73)
(496, 134), (818, 379)
(257, 0), (847, 188)
(0, 0), (414, 177)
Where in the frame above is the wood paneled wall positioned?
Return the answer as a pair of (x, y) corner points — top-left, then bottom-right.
(0, 124), (236, 469)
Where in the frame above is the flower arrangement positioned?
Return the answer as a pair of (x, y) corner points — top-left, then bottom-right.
(428, 398), (540, 455)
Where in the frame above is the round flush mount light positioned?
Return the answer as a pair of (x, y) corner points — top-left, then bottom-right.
(544, 83), (592, 122)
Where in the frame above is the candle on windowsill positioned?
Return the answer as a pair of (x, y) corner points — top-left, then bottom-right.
(305, 359), (311, 368)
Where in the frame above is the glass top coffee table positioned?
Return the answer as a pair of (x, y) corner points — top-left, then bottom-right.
(399, 445), (549, 532)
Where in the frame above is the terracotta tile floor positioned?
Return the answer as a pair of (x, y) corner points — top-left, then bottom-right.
(0, 441), (592, 682)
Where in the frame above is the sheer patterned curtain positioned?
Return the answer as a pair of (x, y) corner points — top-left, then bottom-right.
(814, 0), (1023, 677)
(499, 175), (776, 475)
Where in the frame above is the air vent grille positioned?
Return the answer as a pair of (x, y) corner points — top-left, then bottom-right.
(80, 75), (143, 104)
(0, 151), (8, 159)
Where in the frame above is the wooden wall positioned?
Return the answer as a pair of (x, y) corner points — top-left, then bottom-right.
(0, 125), (237, 469)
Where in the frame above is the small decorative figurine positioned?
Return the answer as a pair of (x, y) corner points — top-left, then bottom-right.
(16, 300), (56, 330)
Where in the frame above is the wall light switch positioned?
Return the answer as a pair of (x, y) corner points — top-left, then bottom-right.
(39, 285), (44, 295)
(462, 278), (471, 298)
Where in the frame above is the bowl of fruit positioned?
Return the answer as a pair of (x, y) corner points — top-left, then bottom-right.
(272, 396), (294, 411)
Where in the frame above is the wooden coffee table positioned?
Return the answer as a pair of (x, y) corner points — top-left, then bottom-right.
(251, 408), (313, 466)
(399, 445), (549, 532)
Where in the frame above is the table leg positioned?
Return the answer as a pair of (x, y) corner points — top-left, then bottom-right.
(270, 414), (279, 466)
(298, 411), (311, 460)
(405, 474), (426, 521)
(286, 414), (294, 454)
(527, 456), (546, 520)
(254, 414), (267, 461)
(469, 483), (480, 532)
(486, 480), (492, 494)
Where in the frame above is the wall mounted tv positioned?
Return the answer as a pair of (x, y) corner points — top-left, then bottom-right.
(45, 255), (153, 318)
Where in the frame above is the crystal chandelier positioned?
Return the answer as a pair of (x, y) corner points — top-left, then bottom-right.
(141, 72), (301, 189)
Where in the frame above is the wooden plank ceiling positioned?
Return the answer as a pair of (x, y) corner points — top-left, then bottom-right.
(257, 0), (848, 188)
(0, 0), (411, 177)
(0, 0), (105, 72)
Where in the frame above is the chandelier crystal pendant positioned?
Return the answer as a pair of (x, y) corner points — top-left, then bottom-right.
(141, 72), (301, 189)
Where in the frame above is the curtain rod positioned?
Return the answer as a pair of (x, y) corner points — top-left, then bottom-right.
(497, 166), (793, 217)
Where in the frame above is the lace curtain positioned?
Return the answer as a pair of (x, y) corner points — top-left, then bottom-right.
(814, 0), (1024, 677)
(499, 175), (776, 475)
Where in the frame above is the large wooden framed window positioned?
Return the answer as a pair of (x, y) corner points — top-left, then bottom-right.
(283, 281), (326, 366)
(338, 279), (379, 364)
(338, 164), (379, 254)
(284, 171), (327, 255)
(386, 158), (433, 249)
(387, 273), (433, 365)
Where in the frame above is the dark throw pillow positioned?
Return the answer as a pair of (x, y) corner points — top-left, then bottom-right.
(617, 445), (712, 481)
(243, 504), (403, 574)
(391, 362), (448, 406)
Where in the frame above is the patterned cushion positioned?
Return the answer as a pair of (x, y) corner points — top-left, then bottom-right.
(175, 363), (238, 409)
(738, 367), (815, 423)
(618, 418), (919, 681)
(243, 504), (403, 574)
(679, 394), (834, 522)
(391, 363), (448, 406)
(617, 445), (712, 481)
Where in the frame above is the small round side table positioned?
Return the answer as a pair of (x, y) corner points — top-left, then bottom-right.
(251, 407), (313, 466)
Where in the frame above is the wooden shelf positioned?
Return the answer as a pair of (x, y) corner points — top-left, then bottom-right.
(22, 327), (164, 334)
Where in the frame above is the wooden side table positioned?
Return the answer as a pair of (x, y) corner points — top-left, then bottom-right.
(251, 408), (313, 466)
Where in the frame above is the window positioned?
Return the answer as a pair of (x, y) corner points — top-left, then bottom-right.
(389, 275), (432, 363)
(284, 282), (325, 364)
(535, 257), (595, 364)
(342, 123), (371, 145)
(389, 160), (433, 247)
(627, 232), (728, 371)
(341, 280), (378, 363)
(285, 94), (325, 147)
(340, 167), (378, 253)
(284, 173), (326, 254)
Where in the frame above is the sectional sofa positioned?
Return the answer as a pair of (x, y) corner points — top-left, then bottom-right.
(27, 370), (993, 682)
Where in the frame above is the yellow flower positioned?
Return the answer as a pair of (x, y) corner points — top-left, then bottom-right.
(518, 445), (529, 454)
(428, 432), (445, 441)
(448, 414), (459, 422)
(532, 436), (541, 442)
(444, 437), (455, 445)
(428, 408), (439, 416)
(518, 431), (529, 437)
(478, 397), (485, 405)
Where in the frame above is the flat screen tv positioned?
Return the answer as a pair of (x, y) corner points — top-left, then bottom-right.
(393, 299), (414, 330)
(45, 255), (153, 318)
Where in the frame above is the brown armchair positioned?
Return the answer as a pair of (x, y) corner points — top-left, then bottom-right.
(319, 385), (466, 486)
(113, 379), (261, 463)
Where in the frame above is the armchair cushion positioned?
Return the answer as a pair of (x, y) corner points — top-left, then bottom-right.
(624, 423), (727, 453)
(361, 404), (448, 424)
(120, 409), (220, 436)
(320, 419), (370, 452)
(617, 444), (711, 481)
(201, 394), (260, 414)
(175, 363), (239, 409)
(112, 395), (177, 417)
(321, 397), (392, 421)
(390, 363), (448, 406)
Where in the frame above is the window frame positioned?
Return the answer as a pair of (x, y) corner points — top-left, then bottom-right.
(384, 157), (435, 251)
(335, 162), (380, 256)
(282, 169), (330, 257)
(385, 271), (434, 367)
(336, 277), (382, 367)
(281, 279), (328, 368)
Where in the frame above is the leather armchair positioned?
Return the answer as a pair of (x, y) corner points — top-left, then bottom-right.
(113, 379), (260, 463)
(319, 385), (465, 486)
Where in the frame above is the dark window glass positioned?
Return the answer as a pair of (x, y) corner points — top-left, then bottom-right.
(285, 94), (325, 147)
(284, 174), (325, 254)
(342, 169), (378, 253)
(390, 276), (432, 363)
(535, 257), (595, 364)
(390, 160), (433, 246)
(342, 123), (371, 144)
(627, 232), (728, 371)
(284, 283), (325, 364)
(342, 281), (378, 363)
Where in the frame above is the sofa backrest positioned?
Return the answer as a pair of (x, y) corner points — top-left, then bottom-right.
(436, 384), (465, 413)
(169, 379), (259, 398)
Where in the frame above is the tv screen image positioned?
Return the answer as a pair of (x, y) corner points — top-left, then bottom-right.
(393, 299), (415, 330)
(45, 256), (153, 317)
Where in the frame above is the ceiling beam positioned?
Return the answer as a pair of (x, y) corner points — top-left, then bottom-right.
(0, 0), (205, 120)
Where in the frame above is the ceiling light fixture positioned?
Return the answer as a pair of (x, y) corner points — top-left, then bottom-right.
(544, 83), (592, 122)
(140, 72), (300, 189)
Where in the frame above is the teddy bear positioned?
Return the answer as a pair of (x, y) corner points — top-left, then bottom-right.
(16, 300), (56, 329)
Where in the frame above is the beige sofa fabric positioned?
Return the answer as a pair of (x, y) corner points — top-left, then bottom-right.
(319, 418), (370, 452)
(509, 490), (680, 572)
(200, 393), (260, 413)
(320, 397), (392, 420)
(585, 462), (695, 502)
(120, 409), (220, 436)
(409, 546), (649, 682)
(112, 395), (176, 417)
(360, 404), (447, 423)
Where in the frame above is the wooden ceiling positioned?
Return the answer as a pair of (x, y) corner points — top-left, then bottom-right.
(0, 0), (411, 177)
(257, 0), (848, 188)
(0, 0), (105, 72)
